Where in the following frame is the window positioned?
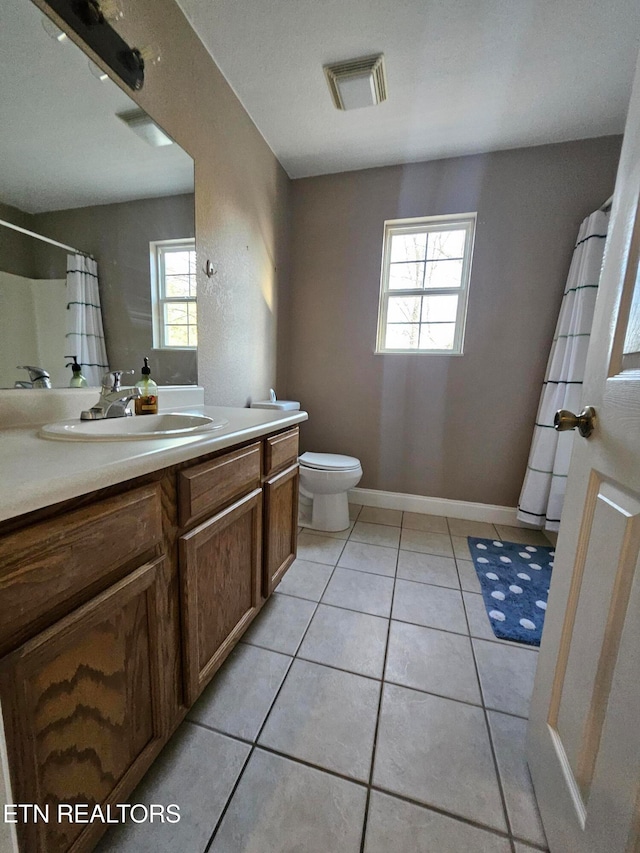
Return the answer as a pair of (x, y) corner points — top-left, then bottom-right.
(150, 239), (197, 348)
(376, 213), (476, 354)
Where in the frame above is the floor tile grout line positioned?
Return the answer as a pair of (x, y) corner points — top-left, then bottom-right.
(460, 586), (517, 849)
(358, 538), (400, 853)
(204, 548), (344, 852)
(271, 587), (536, 652)
(191, 718), (533, 848)
(236, 638), (533, 722)
(206, 521), (538, 851)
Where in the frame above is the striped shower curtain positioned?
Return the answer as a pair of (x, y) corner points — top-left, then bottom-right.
(66, 253), (109, 386)
(517, 210), (609, 532)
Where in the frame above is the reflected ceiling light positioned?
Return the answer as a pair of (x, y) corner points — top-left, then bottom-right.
(41, 16), (68, 42)
(117, 109), (174, 147)
(324, 54), (387, 111)
(88, 60), (109, 82)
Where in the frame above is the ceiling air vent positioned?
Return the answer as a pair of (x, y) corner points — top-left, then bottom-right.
(324, 54), (387, 111)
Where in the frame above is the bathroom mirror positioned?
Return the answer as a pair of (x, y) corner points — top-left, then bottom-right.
(0, 0), (195, 389)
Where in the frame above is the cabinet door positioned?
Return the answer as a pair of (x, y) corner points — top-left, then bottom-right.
(179, 489), (262, 704)
(263, 463), (299, 597)
(0, 558), (167, 853)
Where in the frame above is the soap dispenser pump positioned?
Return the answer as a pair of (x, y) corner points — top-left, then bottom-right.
(134, 357), (158, 415)
(65, 355), (88, 388)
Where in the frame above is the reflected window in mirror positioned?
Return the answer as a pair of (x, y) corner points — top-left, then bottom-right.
(150, 239), (197, 349)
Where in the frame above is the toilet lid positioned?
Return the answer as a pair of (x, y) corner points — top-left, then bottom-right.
(299, 451), (361, 471)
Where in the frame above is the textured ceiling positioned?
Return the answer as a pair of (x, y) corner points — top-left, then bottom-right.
(0, 0), (193, 213)
(177, 0), (640, 177)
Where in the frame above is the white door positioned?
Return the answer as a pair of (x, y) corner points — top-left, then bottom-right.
(527, 53), (640, 853)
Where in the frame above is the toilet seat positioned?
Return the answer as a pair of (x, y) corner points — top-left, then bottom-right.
(299, 451), (361, 472)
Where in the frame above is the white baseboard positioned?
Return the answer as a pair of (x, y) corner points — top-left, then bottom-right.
(348, 487), (520, 527)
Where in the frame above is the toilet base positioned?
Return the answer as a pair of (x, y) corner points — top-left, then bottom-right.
(301, 491), (351, 532)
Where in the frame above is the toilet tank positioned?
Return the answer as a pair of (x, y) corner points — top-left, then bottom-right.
(250, 399), (300, 411)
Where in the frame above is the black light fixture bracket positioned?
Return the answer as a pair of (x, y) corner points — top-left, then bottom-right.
(44, 0), (144, 90)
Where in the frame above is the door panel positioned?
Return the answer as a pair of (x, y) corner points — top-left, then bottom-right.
(179, 489), (262, 704)
(527, 50), (640, 853)
(0, 558), (166, 853)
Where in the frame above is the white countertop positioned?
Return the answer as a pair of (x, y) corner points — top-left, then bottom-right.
(0, 406), (308, 523)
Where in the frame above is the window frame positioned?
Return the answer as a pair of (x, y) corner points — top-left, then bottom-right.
(150, 238), (197, 350)
(375, 213), (476, 355)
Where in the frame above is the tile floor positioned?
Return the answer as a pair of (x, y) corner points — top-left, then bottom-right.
(97, 507), (552, 853)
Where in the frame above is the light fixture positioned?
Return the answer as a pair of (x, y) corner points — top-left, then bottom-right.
(88, 59), (109, 82)
(117, 109), (173, 147)
(43, 0), (145, 90)
(324, 54), (388, 111)
(41, 16), (68, 42)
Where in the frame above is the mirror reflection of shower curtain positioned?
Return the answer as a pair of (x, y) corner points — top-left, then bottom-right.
(65, 253), (109, 386)
(517, 209), (609, 532)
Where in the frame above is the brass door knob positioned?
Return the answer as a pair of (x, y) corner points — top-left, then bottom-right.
(554, 406), (596, 438)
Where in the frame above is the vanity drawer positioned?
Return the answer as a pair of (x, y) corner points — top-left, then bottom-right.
(264, 427), (299, 477)
(0, 484), (163, 654)
(179, 441), (262, 527)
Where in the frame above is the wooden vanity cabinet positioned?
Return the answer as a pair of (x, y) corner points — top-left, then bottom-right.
(0, 422), (300, 853)
(263, 463), (299, 596)
(179, 488), (263, 705)
(0, 484), (170, 853)
(263, 427), (300, 596)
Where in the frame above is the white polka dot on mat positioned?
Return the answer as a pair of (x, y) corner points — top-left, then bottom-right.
(550, 551), (555, 556)
(536, 600), (547, 610)
(526, 546), (537, 552)
(517, 573), (531, 581)
(509, 585), (523, 594)
(499, 556), (512, 563)
(491, 590), (506, 601)
(549, 561), (554, 567)
(493, 541), (503, 547)
(519, 552), (531, 559)
(489, 610), (506, 621)
(485, 572), (499, 580)
(477, 557), (489, 564)
(529, 564), (541, 570)
(476, 543), (487, 550)
(520, 618), (536, 630)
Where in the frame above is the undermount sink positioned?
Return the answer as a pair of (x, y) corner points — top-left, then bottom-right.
(40, 413), (229, 441)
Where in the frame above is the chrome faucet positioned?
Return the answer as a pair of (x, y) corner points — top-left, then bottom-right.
(80, 370), (141, 420)
(16, 365), (51, 389)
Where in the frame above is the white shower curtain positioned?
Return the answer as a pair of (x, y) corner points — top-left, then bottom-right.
(66, 253), (109, 386)
(517, 209), (609, 532)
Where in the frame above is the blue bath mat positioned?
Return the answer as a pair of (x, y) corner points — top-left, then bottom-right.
(467, 537), (554, 646)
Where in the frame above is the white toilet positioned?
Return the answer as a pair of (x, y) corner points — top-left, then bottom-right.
(250, 393), (362, 533)
(298, 452), (363, 532)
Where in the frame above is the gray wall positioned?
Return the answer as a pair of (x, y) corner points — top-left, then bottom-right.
(286, 136), (622, 507)
(32, 194), (196, 385)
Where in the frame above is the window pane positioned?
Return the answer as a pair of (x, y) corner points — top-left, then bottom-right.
(421, 294), (458, 323)
(188, 251), (196, 274)
(387, 295), (422, 323)
(385, 324), (420, 349)
(165, 304), (189, 324)
(187, 302), (197, 322)
(424, 258), (463, 289)
(419, 323), (456, 350)
(164, 251), (192, 275)
(165, 325), (191, 346)
(389, 262), (424, 290)
(426, 229), (466, 260)
(165, 274), (191, 298)
(390, 233), (427, 262)
(188, 325), (198, 346)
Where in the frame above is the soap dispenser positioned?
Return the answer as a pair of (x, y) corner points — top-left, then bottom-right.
(65, 355), (88, 388)
(134, 357), (158, 415)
